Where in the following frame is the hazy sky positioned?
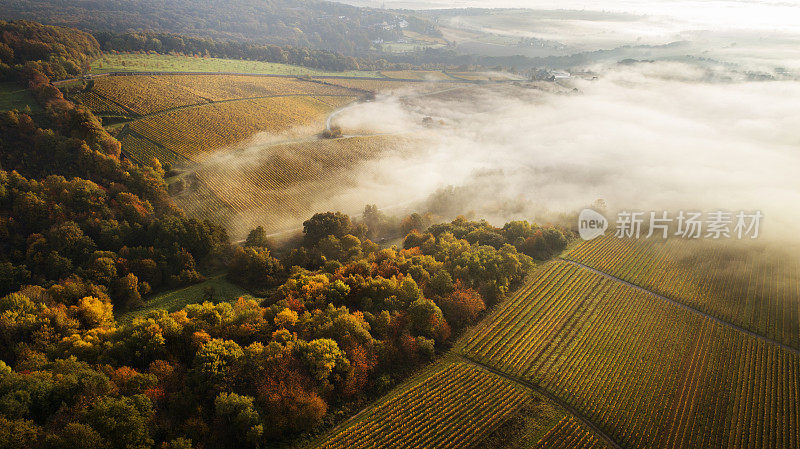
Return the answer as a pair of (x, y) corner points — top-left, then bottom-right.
(342, 0), (800, 32)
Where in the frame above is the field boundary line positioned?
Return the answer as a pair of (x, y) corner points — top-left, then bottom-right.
(54, 71), (504, 85)
(454, 353), (624, 449)
(560, 258), (800, 355)
(117, 93), (359, 125)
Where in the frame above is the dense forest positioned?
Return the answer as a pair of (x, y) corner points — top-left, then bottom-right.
(0, 20), (574, 449)
(0, 0), (440, 55)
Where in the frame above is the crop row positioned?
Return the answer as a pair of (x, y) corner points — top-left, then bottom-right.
(530, 416), (611, 449)
(565, 235), (800, 349)
(87, 74), (361, 117)
(462, 260), (800, 449)
(71, 90), (131, 115)
(170, 176), (237, 230)
(119, 132), (189, 167)
(154, 75), (356, 102)
(196, 135), (414, 212)
(316, 362), (531, 449)
(128, 96), (355, 162)
(91, 75), (207, 115)
(158, 135), (416, 238)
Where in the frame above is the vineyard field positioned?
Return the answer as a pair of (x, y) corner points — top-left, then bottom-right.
(118, 132), (189, 167)
(90, 75), (207, 115)
(190, 135), (420, 235)
(565, 235), (800, 349)
(84, 75), (361, 116)
(314, 360), (610, 449)
(127, 96), (356, 162)
(530, 416), (612, 449)
(89, 53), (381, 77)
(170, 173), (237, 231)
(159, 75), (355, 101)
(71, 90), (131, 115)
(460, 259), (800, 449)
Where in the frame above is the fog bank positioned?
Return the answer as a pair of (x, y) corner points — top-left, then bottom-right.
(327, 62), (800, 241)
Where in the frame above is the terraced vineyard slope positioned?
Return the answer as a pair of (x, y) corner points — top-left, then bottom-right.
(81, 74), (357, 116)
(188, 135), (419, 234)
(68, 74), (365, 165)
(127, 95), (355, 162)
(565, 236), (800, 349)
(460, 258), (800, 449)
(313, 360), (611, 449)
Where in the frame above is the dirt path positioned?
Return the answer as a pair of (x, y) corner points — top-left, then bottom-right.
(455, 353), (624, 449)
(561, 258), (800, 355)
(53, 70), (495, 86)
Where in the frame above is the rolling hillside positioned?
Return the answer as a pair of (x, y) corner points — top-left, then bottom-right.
(67, 70), (476, 238)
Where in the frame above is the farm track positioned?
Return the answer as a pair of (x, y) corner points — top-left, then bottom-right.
(53, 70), (501, 86)
(112, 79), (474, 168)
(561, 258), (800, 356)
(112, 92), (359, 125)
(454, 353), (623, 449)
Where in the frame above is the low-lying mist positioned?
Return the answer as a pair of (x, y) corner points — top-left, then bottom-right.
(326, 61), (800, 242)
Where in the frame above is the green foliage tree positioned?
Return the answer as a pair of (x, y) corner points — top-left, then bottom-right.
(214, 392), (263, 448)
(44, 422), (109, 449)
(243, 226), (272, 248)
(303, 212), (353, 246)
(86, 395), (154, 449)
(408, 298), (447, 341)
(193, 338), (244, 391)
(301, 338), (348, 381)
(227, 247), (284, 292)
(113, 273), (142, 310)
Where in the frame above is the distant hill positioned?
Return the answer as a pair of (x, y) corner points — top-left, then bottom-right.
(0, 0), (440, 54)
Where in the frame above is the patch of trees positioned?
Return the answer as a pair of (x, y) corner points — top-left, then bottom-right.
(420, 217), (573, 261)
(0, 17), (229, 371)
(0, 23), (229, 316)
